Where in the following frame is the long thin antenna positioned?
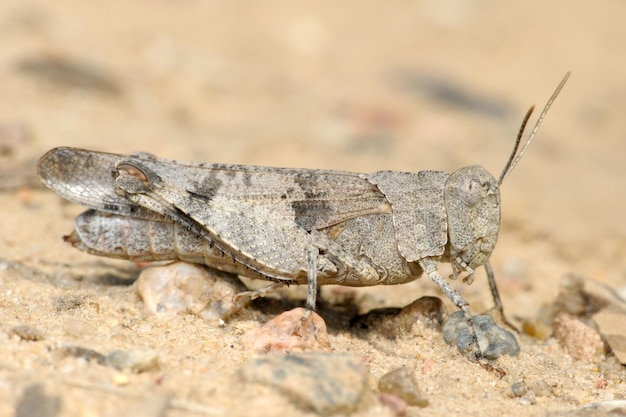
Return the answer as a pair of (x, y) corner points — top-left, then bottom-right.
(496, 105), (535, 187)
(496, 72), (571, 188)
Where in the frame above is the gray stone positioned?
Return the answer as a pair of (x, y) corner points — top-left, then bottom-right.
(443, 311), (519, 359)
(238, 352), (369, 415)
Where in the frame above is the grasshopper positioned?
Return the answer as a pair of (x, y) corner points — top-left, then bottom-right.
(37, 73), (569, 362)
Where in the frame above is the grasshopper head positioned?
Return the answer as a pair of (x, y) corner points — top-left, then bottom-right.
(444, 165), (500, 282)
(442, 72), (570, 284)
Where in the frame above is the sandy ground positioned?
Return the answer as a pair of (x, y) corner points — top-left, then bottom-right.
(1, 1), (625, 416)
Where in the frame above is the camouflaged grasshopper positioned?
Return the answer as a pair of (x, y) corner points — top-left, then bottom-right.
(37, 73), (569, 362)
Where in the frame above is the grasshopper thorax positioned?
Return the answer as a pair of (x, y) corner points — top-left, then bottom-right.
(444, 165), (500, 282)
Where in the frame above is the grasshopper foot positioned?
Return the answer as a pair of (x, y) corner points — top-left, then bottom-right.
(443, 311), (520, 360)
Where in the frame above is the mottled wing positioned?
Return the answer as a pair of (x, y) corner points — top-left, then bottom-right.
(38, 147), (390, 228)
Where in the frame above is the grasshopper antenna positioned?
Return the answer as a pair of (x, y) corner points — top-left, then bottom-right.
(496, 72), (570, 188)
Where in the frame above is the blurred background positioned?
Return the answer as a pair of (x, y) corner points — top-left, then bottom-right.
(1, 0), (625, 311)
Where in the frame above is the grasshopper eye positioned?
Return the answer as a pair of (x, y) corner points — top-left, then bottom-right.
(458, 176), (487, 206)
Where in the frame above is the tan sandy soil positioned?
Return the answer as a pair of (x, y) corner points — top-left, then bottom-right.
(1, 1), (625, 416)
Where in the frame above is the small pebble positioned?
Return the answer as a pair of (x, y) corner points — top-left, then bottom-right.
(113, 373), (130, 386)
(399, 296), (445, 325)
(136, 262), (249, 321)
(593, 303), (626, 365)
(443, 312), (520, 359)
(105, 349), (160, 372)
(10, 325), (44, 341)
(238, 352), (369, 416)
(54, 345), (107, 364)
(55, 343), (158, 373)
(53, 295), (85, 312)
(553, 313), (605, 362)
(241, 307), (330, 353)
(351, 296), (445, 338)
(511, 381), (528, 397)
(378, 366), (429, 407)
(595, 378), (609, 389)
